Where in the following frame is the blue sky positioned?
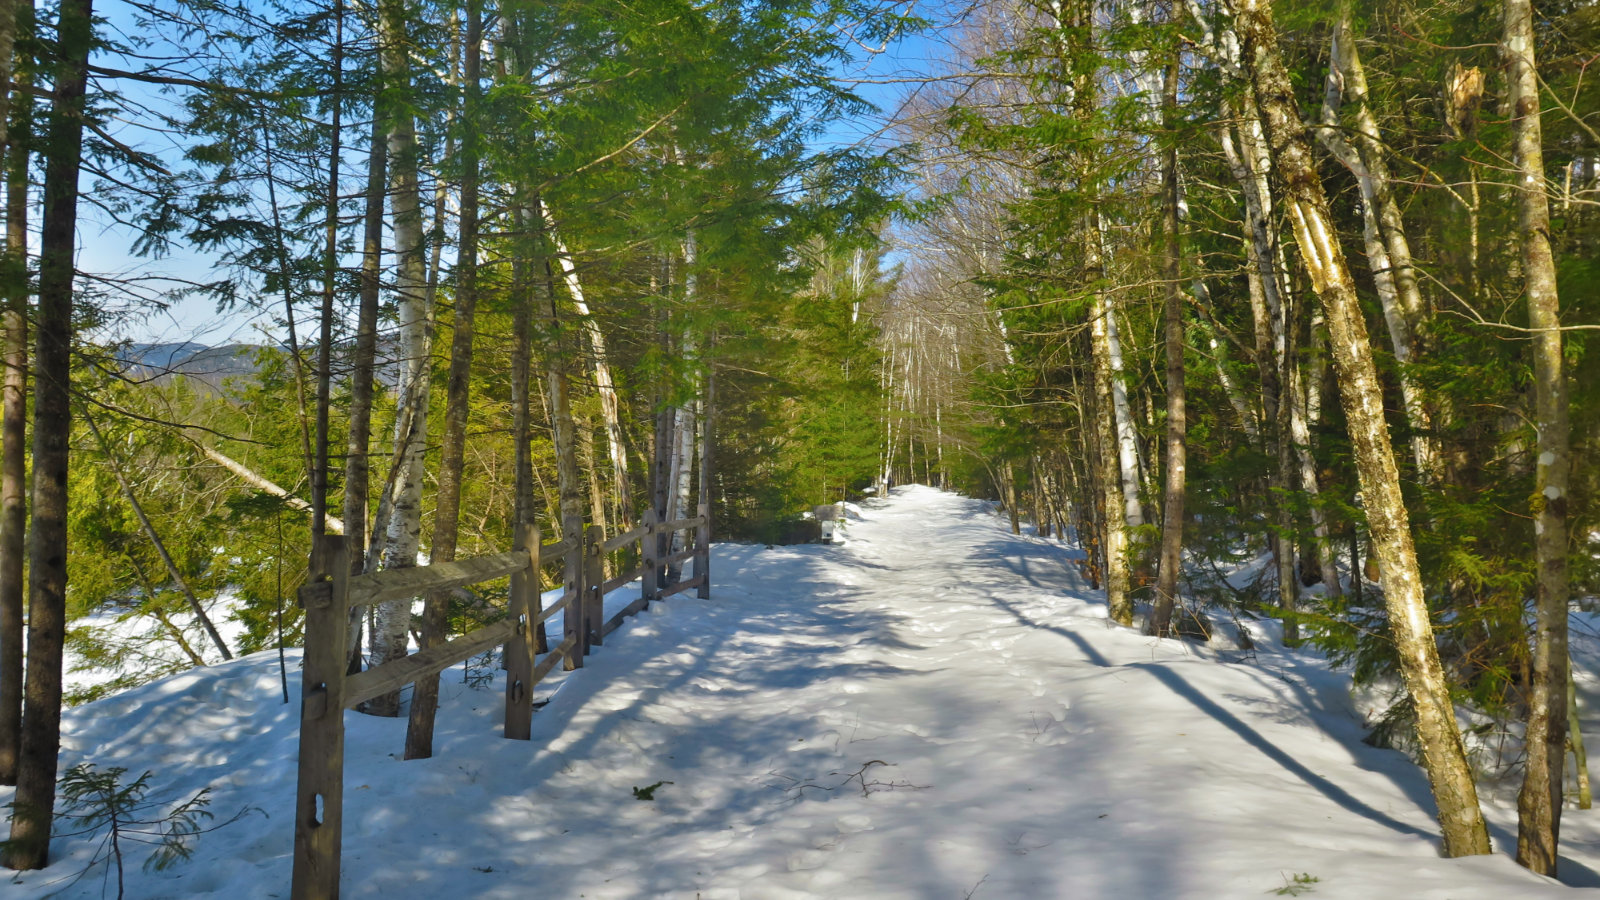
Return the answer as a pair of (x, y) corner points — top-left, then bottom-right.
(81, 0), (958, 346)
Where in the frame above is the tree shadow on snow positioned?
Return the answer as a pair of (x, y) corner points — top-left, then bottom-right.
(1126, 661), (1435, 842)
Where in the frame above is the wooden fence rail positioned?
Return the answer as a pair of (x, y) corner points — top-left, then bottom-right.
(290, 504), (711, 900)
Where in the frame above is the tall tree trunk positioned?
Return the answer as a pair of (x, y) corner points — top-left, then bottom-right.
(1099, 230), (1144, 535)
(1065, 0), (1130, 624)
(408, 1), (482, 760)
(1091, 295), (1132, 626)
(0, 0), (27, 788)
(539, 232), (585, 534)
(510, 207), (546, 652)
(1235, 0), (1491, 857)
(540, 206), (635, 528)
(1570, 661), (1591, 810)
(2, 0), (92, 869)
(342, 112), (386, 667)
(699, 355), (716, 566)
(1317, 11), (1438, 481)
(312, 0), (344, 539)
(369, 0), (433, 717)
(1220, 113), (1300, 642)
(1003, 461), (1021, 535)
(667, 231), (700, 581)
(1506, 0), (1570, 874)
(1287, 353), (1341, 599)
(1150, 49), (1187, 639)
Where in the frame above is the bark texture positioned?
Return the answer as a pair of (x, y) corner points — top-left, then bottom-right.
(1505, 0), (1570, 874)
(0, 0), (26, 787)
(369, 0), (433, 717)
(1150, 50), (1186, 639)
(408, 2), (482, 759)
(1236, 0), (1491, 858)
(3, 0), (92, 868)
(541, 206), (634, 528)
(1317, 11), (1437, 481)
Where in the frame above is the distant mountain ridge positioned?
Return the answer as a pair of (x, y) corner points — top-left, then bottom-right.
(117, 341), (265, 392)
(116, 338), (404, 393)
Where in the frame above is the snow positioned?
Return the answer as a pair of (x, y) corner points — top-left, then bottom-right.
(62, 590), (253, 705)
(6, 485), (1598, 897)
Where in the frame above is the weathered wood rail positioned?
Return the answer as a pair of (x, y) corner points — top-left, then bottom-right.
(290, 504), (710, 899)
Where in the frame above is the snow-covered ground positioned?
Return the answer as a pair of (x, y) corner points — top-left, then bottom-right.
(6, 485), (1599, 898)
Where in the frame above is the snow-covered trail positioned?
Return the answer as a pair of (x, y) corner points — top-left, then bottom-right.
(5, 485), (1595, 898)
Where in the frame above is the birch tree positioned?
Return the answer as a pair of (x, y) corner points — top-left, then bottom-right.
(1505, 0), (1571, 873)
(1233, 0), (1490, 857)
(368, 0), (435, 717)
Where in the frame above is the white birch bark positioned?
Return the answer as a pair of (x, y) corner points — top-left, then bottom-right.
(1095, 217), (1144, 530)
(1317, 16), (1438, 480)
(668, 229), (700, 576)
(540, 203), (634, 526)
(1233, 0), (1490, 855)
(1288, 355), (1342, 598)
(369, 0), (432, 715)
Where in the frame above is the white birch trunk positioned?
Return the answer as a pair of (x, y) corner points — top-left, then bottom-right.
(1317, 17), (1438, 480)
(1095, 216), (1144, 530)
(369, 0), (432, 714)
(1234, 0), (1490, 855)
(668, 229), (700, 575)
(540, 203), (635, 526)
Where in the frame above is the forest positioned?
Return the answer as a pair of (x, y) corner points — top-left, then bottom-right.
(0, 0), (1595, 889)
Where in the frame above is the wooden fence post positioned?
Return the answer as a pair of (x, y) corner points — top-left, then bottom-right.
(696, 501), (711, 599)
(505, 523), (538, 740)
(641, 509), (659, 607)
(562, 513), (583, 669)
(292, 535), (351, 900)
(585, 524), (604, 648)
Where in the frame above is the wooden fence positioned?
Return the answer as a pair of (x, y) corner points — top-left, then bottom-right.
(290, 504), (710, 899)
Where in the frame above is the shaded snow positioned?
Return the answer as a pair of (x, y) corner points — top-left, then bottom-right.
(4, 485), (1596, 897)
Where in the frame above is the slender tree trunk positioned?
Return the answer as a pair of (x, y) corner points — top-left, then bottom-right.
(261, 135), (317, 506)
(541, 206), (634, 528)
(667, 230), (700, 580)
(1506, 0), (1570, 874)
(699, 355), (716, 567)
(540, 238), (585, 534)
(579, 410), (610, 551)
(1317, 12), (1437, 481)
(148, 609), (207, 669)
(312, 0), (344, 539)
(1221, 113), (1300, 641)
(408, 1), (482, 760)
(342, 112), (386, 668)
(510, 207), (546, 652)
(1236, 0), (1491, 857)
(3, 0), (92, 868)
(198, 444), (343, 533)
(1100, 241), (1144, 534)
(1287, 357), (1340, 598)
(0, 0), (27, 788)
(1091, 297), (1132, 626)
(369, 0), (433, 717)
(1150, 50), (1186, 639)
(1004, 461), (1021, 535)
